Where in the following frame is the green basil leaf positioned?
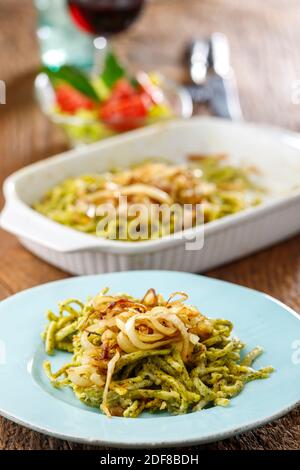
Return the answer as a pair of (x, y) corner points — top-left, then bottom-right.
(42, 65), (100, 102)
(100, 51), (126, 88)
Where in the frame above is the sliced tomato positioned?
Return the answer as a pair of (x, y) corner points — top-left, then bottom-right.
(99, 93), (150, 132)
(110, 78), (136, 100)
(55, 84), (95, 114)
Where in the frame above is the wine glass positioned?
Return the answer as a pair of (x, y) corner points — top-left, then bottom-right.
(67, 0), (146, 72)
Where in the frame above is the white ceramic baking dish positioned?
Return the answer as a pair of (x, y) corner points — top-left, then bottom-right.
(2, 117), (300, 275)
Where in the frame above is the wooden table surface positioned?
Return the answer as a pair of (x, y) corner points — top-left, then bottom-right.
(1, 0), (300, 451)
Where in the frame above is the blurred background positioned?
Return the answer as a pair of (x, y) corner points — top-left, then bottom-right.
(1, 0), (300, 170)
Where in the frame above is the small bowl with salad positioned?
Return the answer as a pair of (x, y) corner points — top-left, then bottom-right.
(35, 51), (193, 146)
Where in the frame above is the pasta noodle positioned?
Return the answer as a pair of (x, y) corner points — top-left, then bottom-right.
(34, 156), (263, 241)
(42, 288), (273, 418)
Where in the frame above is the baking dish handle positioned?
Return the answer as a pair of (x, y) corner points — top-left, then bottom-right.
(0, 201), (106, 253)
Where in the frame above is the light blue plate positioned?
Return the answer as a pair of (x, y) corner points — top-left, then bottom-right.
(0, 270), (300, 448)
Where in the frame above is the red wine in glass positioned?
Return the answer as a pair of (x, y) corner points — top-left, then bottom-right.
(68, 0), (145, 36)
